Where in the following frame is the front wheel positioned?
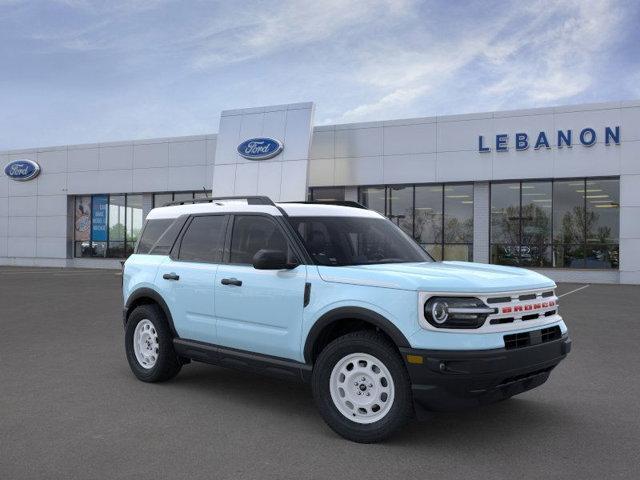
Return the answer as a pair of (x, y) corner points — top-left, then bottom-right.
(125, 304), (182, 382)
(312, 331), (413, 443)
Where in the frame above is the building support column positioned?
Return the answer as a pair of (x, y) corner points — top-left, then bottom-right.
(619, 173), (640, 284)
(473, 182), (489, 264)
(142, 193), (154, 220)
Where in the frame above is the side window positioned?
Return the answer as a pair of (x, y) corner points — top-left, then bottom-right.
(178, 215), (227, 263)
(229, 215), (291, 264)
(137, 219), (173, 254)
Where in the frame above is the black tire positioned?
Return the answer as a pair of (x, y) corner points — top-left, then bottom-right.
(312, 330), (413, 443)
(125, 304), (182, 383)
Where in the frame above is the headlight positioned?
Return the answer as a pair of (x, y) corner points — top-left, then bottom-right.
(424, 297), (494, 329)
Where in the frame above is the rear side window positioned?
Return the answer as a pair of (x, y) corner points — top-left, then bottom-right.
(136, 219), (173, 254)
(178, 215), (227, 263)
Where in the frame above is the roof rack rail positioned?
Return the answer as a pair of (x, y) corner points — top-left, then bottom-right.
(164, 196), (276, 207)
(282, 200), (368, 210)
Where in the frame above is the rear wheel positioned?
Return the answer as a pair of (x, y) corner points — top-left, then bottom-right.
(125, 304), (182, 382)
(312, 331), (413, 443)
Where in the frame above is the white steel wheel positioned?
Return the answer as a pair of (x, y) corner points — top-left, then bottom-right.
(133, 319), (159, 369)
(329, 352), (395, 424)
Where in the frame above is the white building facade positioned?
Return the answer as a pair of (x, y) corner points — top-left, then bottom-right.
(1, 100), (639, 284)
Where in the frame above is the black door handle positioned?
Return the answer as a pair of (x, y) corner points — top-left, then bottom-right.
(221, 278), (242, 286)
(163, 273), (180, 281)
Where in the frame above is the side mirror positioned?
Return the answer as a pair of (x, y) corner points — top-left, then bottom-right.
(252, 249), (297, 270)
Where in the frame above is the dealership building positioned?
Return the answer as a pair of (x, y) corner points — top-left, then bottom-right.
(1, 100), (639, 284)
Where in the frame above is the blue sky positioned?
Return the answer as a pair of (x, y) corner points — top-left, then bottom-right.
(1, 0), (639, 150)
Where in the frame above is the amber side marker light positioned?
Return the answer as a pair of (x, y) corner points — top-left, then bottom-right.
(406, 355), (424, 365)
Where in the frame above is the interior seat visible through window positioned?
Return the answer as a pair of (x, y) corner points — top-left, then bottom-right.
(230, 215), (291, 265)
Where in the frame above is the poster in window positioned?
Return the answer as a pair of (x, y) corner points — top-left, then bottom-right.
(91, 194), (108, 242)
(74, 196), (91, 241)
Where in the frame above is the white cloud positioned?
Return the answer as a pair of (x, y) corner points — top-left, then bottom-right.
(481, 0), (621, 105)
(334, 0), (625, 122)
(191, 0), (414, 70)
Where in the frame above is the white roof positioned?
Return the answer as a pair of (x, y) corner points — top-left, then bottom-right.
(145, 199), (382, 220)
(278, 203), (381, 218)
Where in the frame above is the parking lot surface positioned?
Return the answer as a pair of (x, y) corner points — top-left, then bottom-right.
(0, 267), (639, 479)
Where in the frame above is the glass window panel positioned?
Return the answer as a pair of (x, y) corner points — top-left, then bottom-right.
(92, 241), (107, 258)
(126, 194), (143, 249)
(179, 215), (227, 263)
(443, 244), (472, 262)
(491, 183), (520, 244)
(387, 186), (413, 236)
(422, 244), (442, 261)
(491, 244), (520, 266)
(74, 241), (92, 257)
(230, 216), (291, 265)
(519, 244), (552, 267)
(553, 180), (586, 245)
(521, 181), (552, 245)
(153, 193), (173, 208)
(137, 219), (174, 254)
(584, 243), (619, 269)
(444, 184), (473, 243)
(310, 187), (345, 202)
(359, 187), (385, 215)
(107, 242), (125, 258)
(414, 185), (443, 244)
(553, 244), (586, 268)
(108, 195), (125, 244)
(519, 181), (552, 267)
(585, 179), (619, 244)
(173, 192), (194, 203)
(194, 191), (210, 199)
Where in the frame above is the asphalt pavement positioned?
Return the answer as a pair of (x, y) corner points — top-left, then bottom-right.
(0, 267), (638, 479)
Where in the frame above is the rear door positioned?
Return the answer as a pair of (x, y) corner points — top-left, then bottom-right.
(214, 214), (307, 360)
(160, 214), (229, 344)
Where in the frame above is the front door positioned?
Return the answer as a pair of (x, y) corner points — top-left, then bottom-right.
(214, 214), (307, 360)
(160, 214), (228, 344)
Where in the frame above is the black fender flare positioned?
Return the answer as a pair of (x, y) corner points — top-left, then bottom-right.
(303, 307), (411, 363)
(124, 287), (178, 337)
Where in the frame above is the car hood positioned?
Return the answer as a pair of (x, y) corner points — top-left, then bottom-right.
(317, 261), (556, 293)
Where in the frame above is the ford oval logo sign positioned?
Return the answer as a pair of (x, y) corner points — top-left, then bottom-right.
(237, 137), (283, 160)
(4, 159), (41, 181)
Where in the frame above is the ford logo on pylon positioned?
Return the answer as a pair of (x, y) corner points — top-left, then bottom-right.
(237, 138), (283, 160)
(4, 159), (41, 181)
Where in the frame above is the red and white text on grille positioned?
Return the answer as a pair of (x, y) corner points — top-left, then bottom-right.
(501, 300), (556, 315)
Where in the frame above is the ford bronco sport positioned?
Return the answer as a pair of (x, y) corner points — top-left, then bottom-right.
(122, 196), (570, 443)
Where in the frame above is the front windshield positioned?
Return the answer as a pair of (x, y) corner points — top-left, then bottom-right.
(289, 216), (432, 266)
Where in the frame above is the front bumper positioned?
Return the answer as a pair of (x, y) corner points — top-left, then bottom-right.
(400, 333), (571, 411)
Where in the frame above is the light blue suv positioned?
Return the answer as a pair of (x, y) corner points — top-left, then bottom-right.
(122, 196), (570, 442)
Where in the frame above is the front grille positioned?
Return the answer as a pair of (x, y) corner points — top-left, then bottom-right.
(504, 326), (562, 350)
(518, 293), (537, 301)
(504, 332), (531, 349)
(487, 296), (512, 304)
(541, 325), (562, 342)
(498, 366), (554, 387)
(490, 317), (514, 325)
